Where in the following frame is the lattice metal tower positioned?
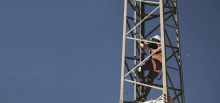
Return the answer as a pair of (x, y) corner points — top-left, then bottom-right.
(119, 0), (184, 103)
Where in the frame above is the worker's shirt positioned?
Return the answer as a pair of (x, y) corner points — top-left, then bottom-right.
(144, 42), (162, 63)
(150, 48), (162, 73)
(151, 49), (162, 63)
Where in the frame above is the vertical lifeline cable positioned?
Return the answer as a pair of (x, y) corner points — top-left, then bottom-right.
(139, 0), (146, 98)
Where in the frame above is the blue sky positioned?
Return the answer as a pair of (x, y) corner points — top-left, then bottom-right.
(0, 0), (219, 103)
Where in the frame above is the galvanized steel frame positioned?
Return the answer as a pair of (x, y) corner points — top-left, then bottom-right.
(119, 0), (185, 103)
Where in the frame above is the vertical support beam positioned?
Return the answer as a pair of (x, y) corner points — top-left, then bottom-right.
(159, 0), (168, 102)
(120, 0), (128, 103)
(133, 1), (137, 100)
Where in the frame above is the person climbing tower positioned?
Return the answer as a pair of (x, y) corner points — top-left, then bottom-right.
(137, 35), (162, 101)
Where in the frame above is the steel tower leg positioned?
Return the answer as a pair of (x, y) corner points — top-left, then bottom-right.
(119, 0), (128, 103)
(159, 0), (168, 102)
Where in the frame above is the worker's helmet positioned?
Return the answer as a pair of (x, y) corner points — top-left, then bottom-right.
(151, 35), (161, 42)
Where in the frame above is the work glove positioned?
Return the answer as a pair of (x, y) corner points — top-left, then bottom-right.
(138, 67), (142, 72)
(138, 61), (145, 72)
(140, 42), (144, 48)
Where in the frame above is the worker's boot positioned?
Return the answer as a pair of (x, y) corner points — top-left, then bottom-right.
(135, 93), (146, 102)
